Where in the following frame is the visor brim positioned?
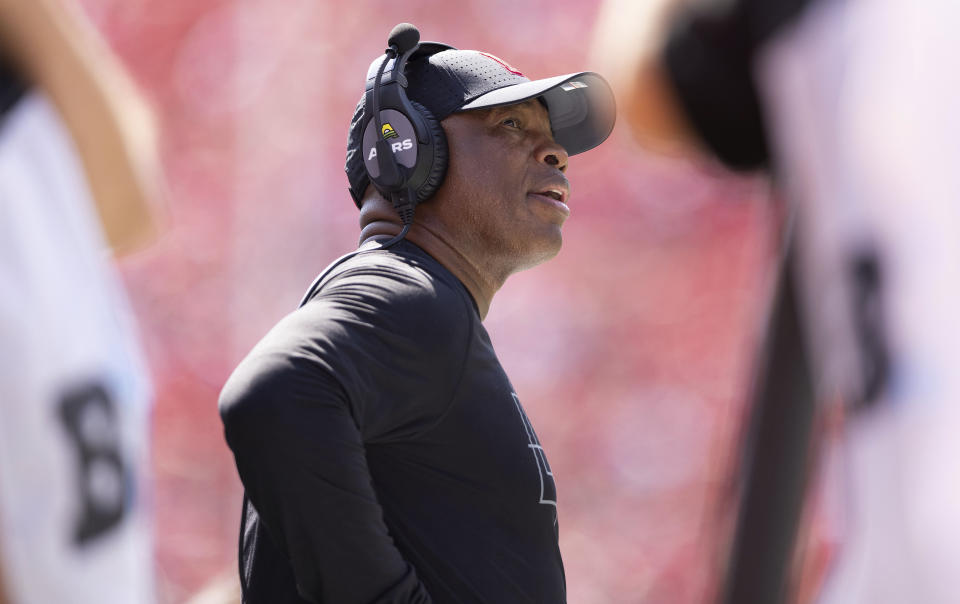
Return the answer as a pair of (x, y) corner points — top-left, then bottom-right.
(459, 72), (616, 156)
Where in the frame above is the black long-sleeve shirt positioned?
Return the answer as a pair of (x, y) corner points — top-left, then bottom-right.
(219, 240), (564, 603)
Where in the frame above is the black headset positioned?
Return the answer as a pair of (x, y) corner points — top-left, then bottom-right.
(298, 24), (450, 307)
(361, 23), (449, 232)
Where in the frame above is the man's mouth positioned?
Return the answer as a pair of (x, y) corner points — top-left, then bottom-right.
(527, 185), (571, 220)
(539, 189), (565, 202)
(530, 183), (569, 204)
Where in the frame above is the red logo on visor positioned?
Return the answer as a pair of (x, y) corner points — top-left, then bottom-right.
(478, 52), (524, 76)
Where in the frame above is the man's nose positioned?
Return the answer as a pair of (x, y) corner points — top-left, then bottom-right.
(537, 137), (569, 172)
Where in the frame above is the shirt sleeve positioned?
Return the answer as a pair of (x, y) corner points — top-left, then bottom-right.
(218, 255), (472, 603)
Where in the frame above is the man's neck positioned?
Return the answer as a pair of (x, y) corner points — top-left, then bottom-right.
(360, 221), (501, 320)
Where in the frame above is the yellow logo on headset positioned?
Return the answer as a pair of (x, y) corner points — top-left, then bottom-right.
(381, 123), (399, 140)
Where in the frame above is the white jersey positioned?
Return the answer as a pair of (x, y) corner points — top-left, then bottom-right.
(756, 0), (960, 601)
(0, 92), (155, 603)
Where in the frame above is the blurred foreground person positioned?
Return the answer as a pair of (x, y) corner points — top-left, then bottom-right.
(593, 0), (960, 602)
(0, 0), (163, 602)
(219, 23), (614, 604)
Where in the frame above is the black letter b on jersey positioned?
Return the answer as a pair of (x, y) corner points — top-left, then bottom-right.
(59, 382), (130, 546)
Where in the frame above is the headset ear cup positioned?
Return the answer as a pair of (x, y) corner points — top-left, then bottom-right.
(410, 101), (448, 204)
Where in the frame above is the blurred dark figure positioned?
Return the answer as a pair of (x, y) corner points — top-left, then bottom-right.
(593, 0), (960, 602)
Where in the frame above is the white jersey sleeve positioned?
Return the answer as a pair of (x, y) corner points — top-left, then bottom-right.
(0, 92), (155, 604)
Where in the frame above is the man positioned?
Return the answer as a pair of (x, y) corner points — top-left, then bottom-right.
(0, 0), (163, 602)
(219, 24), (615, 603)
(592, 0), (960, 602)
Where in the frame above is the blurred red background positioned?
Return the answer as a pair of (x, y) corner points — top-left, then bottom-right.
(79, 0), (779, 601)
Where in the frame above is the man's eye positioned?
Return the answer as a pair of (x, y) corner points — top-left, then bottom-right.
(501, 117), (522, 129)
